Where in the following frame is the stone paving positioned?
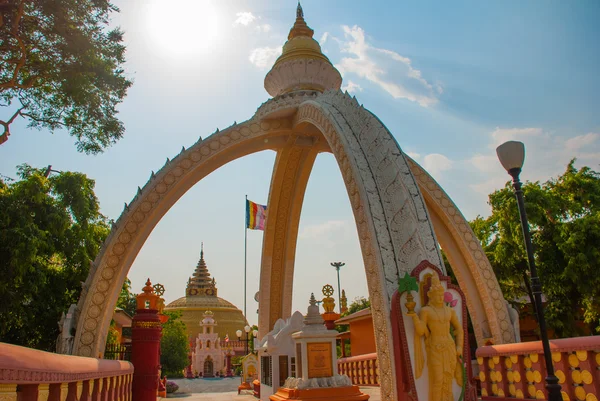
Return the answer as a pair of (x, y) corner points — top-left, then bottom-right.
(164, 378), (381, 400)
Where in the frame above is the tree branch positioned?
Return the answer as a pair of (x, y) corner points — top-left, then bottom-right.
(20, 111), (66, 128)
(0, 106), (25, 145)
(0, 1), (31, 92)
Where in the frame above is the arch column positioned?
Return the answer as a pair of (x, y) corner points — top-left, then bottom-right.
(258, 133), (323, 336)
(293, 91), (446, 401)
(74, 89), (516, 401)
(407, 158), (516, 345)
(72, 119), (294, 358)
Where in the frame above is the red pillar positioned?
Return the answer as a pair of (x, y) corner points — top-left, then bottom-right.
(226, 353), (232, 377)
(131, 279), (162, 401)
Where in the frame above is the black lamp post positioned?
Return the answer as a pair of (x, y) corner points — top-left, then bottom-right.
(496, 140), (562, 401)
(330, 262), (345, 313)
(236, 325), (257, 355)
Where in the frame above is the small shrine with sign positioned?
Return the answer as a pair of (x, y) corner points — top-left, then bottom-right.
(270, 292), (369, 401)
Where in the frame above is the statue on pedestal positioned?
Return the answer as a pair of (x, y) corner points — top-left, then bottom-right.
(408, 274), (464, 401)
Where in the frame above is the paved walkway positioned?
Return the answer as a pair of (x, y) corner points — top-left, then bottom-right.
(164, 378), (381, 400)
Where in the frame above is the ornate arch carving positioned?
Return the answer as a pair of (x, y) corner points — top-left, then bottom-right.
(290, 91), (446, 400)
(72, 119), (294, 358)
(407, 159), (516, 345)
(75, 89), (514, 401)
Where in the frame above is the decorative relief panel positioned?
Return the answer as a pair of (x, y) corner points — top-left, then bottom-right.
(292, 91), (448, 401)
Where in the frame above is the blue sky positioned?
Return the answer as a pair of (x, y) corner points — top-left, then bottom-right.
(1, 0), (598, 329)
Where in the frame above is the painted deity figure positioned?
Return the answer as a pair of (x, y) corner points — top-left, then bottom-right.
(409, 275), (464, 401)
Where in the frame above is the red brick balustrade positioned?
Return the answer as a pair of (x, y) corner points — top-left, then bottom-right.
(476, 336), (600, 400)
(0, 342), (134, 401)
(337, 353), (379, 386)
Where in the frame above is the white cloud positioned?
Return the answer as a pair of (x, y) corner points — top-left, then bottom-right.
(406, 152), (421, 160)
(334, 25), (439, 107)
(255, 24), (272, 33)
(422, 153), (453, 177)
(490, 127), (542, 147)
(467, 128), (600, 199)
(320, 32), (329, 44)
(342, 81), (363, 93)
(234, 12), (256, 26)
(249, 47), (282, 69)
(565, 133), (599, 150)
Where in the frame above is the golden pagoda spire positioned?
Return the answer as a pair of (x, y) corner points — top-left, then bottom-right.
(288, 1), (313, 39)
(264, 2), (342, 97)
(186, 243), (218, 297)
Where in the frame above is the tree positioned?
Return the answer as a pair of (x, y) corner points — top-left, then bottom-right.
(0, 0), (132, 153)
(116, 278), (137, 317)
(471, 160), (600, 337)
(0, 165), (109, 350)
(160, 311), (189, 378)
(342, 296), (371, 317)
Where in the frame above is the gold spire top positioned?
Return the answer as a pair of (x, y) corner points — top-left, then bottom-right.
(263, 3), (342, 97)
(186, 244), (218, 297)
(270, 4), (331, 71)
(288, 2), (313, 39)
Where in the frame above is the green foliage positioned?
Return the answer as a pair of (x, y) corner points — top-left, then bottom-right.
(248, 324), (258, 353)
(160, 311), (189, 378)
(440, 249), (459, 285)
(0, 0), (132, 153)
(232, 356), (243, 375)
(0, 165), (109, 350)
(116, 278), (137, 317)
(105, 320), (119, 345)
(471, 160), (600, 337)
(342, 296), (371, 318)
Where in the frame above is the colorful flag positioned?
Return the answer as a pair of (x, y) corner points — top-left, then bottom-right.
(246, 199), (267, 230)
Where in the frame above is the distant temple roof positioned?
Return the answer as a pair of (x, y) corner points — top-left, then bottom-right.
(165, 244), (247, 341)
(186, 243), (218, 297)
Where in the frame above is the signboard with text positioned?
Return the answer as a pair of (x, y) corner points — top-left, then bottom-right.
(307, 342), (333, 378)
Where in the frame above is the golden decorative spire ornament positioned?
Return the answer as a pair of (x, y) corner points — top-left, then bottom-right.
(288, 2), (313, 40)
(264, 2), (342, 97)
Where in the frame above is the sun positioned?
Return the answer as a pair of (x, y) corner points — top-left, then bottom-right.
(145, 0), (220, 57)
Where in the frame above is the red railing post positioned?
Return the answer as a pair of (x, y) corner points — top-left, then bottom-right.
(131, 280), (162, 401)
(81, 380), (92, 401)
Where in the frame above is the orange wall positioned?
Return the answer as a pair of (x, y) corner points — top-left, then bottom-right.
(349, 319), (376, 356)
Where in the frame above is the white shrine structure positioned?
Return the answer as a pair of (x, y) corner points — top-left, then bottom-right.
(192, 310), (225, 377)
(259, 294), (368, 401)
(257, 311), (304, 399)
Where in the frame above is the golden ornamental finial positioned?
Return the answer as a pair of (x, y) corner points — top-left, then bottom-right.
(340, 289), (348, 314)
(288, 1), (313, 39)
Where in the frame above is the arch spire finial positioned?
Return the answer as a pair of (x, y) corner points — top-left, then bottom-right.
(297, 1), (303, 19)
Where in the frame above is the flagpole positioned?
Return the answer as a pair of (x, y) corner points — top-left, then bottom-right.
(244, 194), (248, 319)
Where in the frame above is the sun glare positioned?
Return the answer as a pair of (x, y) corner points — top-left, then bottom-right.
(145, 0), (220, 57)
